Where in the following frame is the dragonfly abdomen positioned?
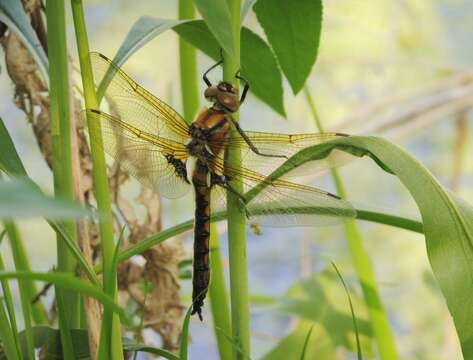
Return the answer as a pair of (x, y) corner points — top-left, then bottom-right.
(191, 159), (212, 320)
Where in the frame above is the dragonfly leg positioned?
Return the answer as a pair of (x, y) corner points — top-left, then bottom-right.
(211, 173), (250, 217)
(165, 154), (190, 184)
(229, 117), (288, 159)
(235, 71), (249, 104)
(203, 49), (224, 87)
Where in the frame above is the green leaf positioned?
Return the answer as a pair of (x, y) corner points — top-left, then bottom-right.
(272, 135), (473, 357)
(111, 16), (187, 69)
(241, 0), (257, 23)
(122, 342), (179, 360)
(0, 272), (130, 326)
(194, 0), (235, 57)
(0, 0), (48, 81)
(254, 0), (322, 94)
(0, 119), (27, 177)
(0, 179), (90, 220)
(261, 322), (336, 360)
(108, 17), (285, 115)
(241, 27), (285, 116)
(174, 20), (285, 115)
(0, 326), (91, 360)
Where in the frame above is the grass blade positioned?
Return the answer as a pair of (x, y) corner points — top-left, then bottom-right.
(331, 262), (362, 360)
(0, 230), (20, 360)
(299, 325), (314, 360)
(179, 306), (193, 360)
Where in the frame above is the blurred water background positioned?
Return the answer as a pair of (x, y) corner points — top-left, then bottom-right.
(1, 1), (472, 359)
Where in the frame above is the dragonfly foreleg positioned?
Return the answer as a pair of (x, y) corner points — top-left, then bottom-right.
(203, 49), (224, 87)
(211, 173), (250, 219)
(228, 117), (288, 160)
(165, 154), (190, 184)
(235, 70), (249, 104)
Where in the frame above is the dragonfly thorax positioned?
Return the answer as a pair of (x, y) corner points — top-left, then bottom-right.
(204, 81), (239, 113)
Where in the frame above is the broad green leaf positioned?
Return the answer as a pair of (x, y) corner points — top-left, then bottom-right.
(0, 0), (48, 81)
(194, 0), (234, 57)
(174, 20), (285, 115)
(0, 179), (90, 220)
(241, 27), (285, 116)
(254, 0), (322, 94)
(270, 135), (473, 357)
(0, 119), (27, 177)
(261, 322), (336, 360)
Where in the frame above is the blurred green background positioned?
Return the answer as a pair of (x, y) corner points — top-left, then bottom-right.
(1, 0), (472, 358)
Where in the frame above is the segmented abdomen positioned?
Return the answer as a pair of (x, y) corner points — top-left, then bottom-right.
(191, 159), (211, 320)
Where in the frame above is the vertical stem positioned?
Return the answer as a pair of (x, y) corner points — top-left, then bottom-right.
(3, 220), (48, 324)
(4, 222), (34, 360)
(303, 86), (399, 359)
(223, 1), (250, 359)
(46, 1), (79, 357)
(178, 0), (199, 121)
(208, 228), (233, 360)
(70, 1), (123, 358)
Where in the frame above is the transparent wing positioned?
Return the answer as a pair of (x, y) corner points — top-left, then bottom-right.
(216, 131), (351, 178)
(90, 52), (190, 144)
(85, 109), (191, 199)
(210, 158), (355, 227)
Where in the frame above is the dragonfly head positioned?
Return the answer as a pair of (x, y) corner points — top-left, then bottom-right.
(204, 81), (239, 113)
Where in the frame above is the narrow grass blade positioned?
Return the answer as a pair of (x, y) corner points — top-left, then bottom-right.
(331, 262), (362, 360)
(0, 271), (129, 325)
(179, 306), (193, 360)
(0, 231), (21, 359)
(299, 325), (314, 360)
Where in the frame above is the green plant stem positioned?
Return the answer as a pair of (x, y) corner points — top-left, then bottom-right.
(4, 222), (34, 359)
(0, 240), (21, 359)
(303, 85), (399, 359)
(46, 0), (80, 345)
(2, 221), (48, 325)
(70, 1), (123, 359)
(208, 226), (233, 360)
(223, 1), (250, 359)
(178, 0), (199, 121)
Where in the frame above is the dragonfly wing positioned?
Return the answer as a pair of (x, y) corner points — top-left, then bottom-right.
(85, 109), (191, 199)
(218, 131), (352, 178)
(90, 52), (190, 144)
(210, 159), (355, 227)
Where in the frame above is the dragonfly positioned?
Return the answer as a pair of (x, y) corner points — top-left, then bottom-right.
(85, 52), (355, 320)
